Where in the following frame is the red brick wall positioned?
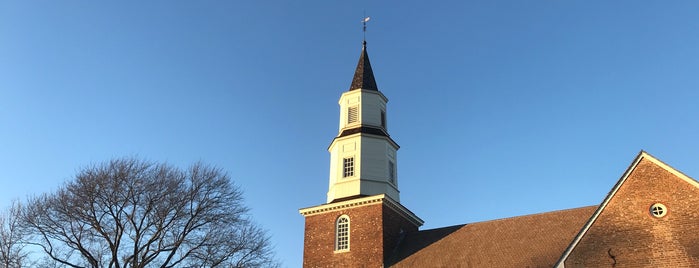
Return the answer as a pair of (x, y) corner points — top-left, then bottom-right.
(382, 205), (419, 261)
(302, 201), (420, 267)
(302, 203), (385, 267)
(565, 158), (699, 267)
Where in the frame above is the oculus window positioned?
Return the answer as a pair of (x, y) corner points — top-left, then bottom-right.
(650, 203), (667, 218)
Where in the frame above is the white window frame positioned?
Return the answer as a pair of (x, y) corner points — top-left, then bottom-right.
(335, 215), (350, 252)
(650, 203), (667, 218)
(343, 157), (355, 178)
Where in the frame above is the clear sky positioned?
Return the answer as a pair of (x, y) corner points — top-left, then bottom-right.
(2, 1), (699, 267)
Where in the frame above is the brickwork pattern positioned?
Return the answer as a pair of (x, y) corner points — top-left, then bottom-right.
(302, 201), (420, 267)
(565, 158), (699, 267)
(382, 204), (420, 262)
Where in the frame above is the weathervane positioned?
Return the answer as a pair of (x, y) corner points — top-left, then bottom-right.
(362, 16), (371, 42)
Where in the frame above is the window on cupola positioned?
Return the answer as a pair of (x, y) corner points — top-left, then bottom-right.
(381, 110), (386, 129)
(335, 215), (350, 251)
(343, 157), (354, 177)
(347, 106), (358, 124)
(388, 160), (395, 184)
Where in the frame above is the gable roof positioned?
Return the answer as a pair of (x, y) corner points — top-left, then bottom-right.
(554, 151), (699, 267)
(387, 206), (597, 268)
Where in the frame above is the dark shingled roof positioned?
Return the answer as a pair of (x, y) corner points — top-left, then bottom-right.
(338, 126), (388, 138)
(329, 194), (369, 203)
(387, 206), (597, 268)
(332, 126), (399, 150)
(349, 41), (378, 91)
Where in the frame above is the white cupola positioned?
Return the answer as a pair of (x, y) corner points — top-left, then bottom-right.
(326, 41), (400, 203)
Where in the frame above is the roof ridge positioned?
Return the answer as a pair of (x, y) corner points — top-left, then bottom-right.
(464, 205), (598, 226)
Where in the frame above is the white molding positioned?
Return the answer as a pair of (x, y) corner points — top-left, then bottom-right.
(299, 194), (424, 227)
(301, 194), (387, 215)
(383, 195), (424, 227)
(644, 152), (699, 188)
(328, 132), (399, 152)
(339, 88), (387, 103)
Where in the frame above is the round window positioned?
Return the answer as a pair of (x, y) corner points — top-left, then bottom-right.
(650, 203), (667, 218)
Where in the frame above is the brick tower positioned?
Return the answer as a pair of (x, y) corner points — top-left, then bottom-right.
(299, 41), (423, 267)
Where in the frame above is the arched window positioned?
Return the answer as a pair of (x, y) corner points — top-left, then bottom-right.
(335, 215), (350, 251)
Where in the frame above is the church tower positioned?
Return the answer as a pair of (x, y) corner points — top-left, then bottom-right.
(326, 40), (400, 204)
(299, 41), (423, 267)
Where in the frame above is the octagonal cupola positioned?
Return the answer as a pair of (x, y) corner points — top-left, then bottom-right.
(326, 41), (400, 203)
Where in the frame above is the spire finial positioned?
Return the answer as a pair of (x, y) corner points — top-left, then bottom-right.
(362, 16), (371, 42)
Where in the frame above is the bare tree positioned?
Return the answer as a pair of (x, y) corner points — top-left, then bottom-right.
(0, 201), (30, 268)
(20, 158), (277, 268)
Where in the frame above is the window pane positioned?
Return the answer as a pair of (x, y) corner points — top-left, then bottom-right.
(336, 216), (350, 251)
(343, 157), (354, 178)
(381, 111), (386, 128)
(388, 161), (395, 183)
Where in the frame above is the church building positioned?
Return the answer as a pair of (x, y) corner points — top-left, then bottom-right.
(299, 41), (699, 267)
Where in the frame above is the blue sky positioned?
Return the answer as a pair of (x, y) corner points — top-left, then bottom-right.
(2, 1), (699, 266)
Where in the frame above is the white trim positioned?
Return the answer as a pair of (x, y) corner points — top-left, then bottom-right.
(347, 105), (359, 125)
(382, 196), (424, 227)
(650, 203), (667, 218)
(335, 215), (350, 252)
(644, 152), (699, 188)
(328, 132), (400, 152)
(342, 156), (355, 178)
(299, 194), (424, 227)
(338, 88), (388, 104)
(554, 151), (699, 267)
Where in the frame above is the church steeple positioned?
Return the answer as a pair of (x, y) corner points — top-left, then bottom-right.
(349, 41), (378, 91)
(326, 41), (400, 203)
(299, 36), (423, 268)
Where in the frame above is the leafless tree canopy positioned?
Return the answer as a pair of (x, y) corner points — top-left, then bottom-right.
(18, 158), (277, 268)
(0, 201), (29, 268)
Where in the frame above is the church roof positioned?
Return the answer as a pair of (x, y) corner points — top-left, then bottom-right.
(387, 206), (597, 268)
(349, 41), (378, 91)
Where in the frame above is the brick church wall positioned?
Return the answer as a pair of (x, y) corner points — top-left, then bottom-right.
(565, 158), (699, 267)
(302, 203), (385, 267)
(302, 200), (420, 267)
(382, 204), (419, 262)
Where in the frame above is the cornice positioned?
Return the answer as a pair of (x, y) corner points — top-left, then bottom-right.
(328, 131), (400, 151)
(299, 194), (424, 227)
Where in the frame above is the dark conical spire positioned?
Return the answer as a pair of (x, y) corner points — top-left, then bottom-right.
(349, 41), (378, 91)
